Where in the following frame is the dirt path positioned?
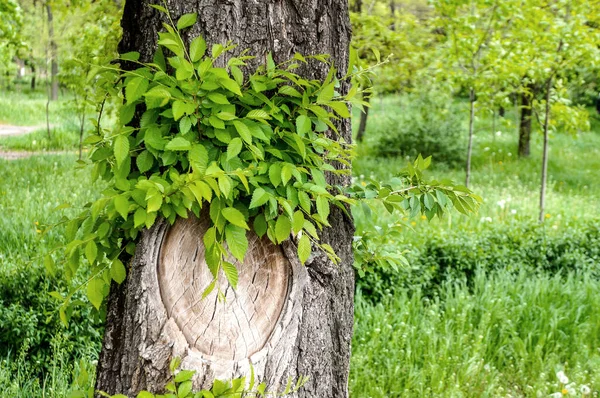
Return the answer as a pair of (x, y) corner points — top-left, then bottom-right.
(0, 150), (70, 160)
(0, 123), (69, 160)
(0, 123), (45, 137)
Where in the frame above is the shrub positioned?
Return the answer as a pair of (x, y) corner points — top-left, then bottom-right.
(372, 92), (465, 166)
(357, 220), (600, 301)
(0, 261), (103, 374)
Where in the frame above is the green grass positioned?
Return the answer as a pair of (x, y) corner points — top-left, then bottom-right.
(0, 155), (102, 396)
(351, 270), (600, 397)
(0, 90), (97, 151)
(0, 92), (598, 396)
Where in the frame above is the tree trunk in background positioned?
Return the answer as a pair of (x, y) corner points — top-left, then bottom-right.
(465, 88), (475, 187)
(356, 96), (370, 142)
(30, 63), (36, 90)
(95, 2), (354, 398)
(352, 0), (362, 12)
(46, 3), (58, 101)
(390, 1), (396, 30)
(518, 86), (533, 158)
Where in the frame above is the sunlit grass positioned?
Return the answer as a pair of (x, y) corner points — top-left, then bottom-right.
(351, 270), (600, 397)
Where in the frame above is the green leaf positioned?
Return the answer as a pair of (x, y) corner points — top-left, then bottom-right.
(86, 278), (105, 310)
(144, 86), (171, 109)
(227, 137), (243, 160)
(174, 370), (196, 383)
(275, 215), (292, 244)
(328, 101), (350, 118)
(189, 36), (206, 62)
(316, 195), (330, 221)
(172, 100), (189, 121)
(136, 391), (155, 398)
(269, 163), (282, 187)
(44, 255), (55, 276)
(219, 77), (242, 95)
(177, 380), (193, 398)
(134, 207), (147, 228)
(279, 85), (302, 97)
(189, 144), (209, 174)
(245, 109), (270, 120)
(176, 13), (197, 30)
(298, 234), (311, 265)
(253, 214), (267, 237)
(147, 193), (163, 213)
(85, 241), (98, 264)
(249, 188), (269, 209)
(233, 121), (252, 144)
(225, 224), (248, 264)
(165, 137), (192, 151)
(221, 261), (239, 289)
(111, 258), (127, 284)
(222, 207), (249, 229)
(126, 77), (149, 104)
(179, 116), (192, 134)
(136, 150), (154, 173)
(292, 210), (304, 234)
(296, 115), (311, 136)
(298, 191), (311, 213)
(114, 195), (130, 220)
(317, 83), (335, 104)
(120, 51), (140, 61)
(207, 92), (229, 104)
(114, 135), (129, 168)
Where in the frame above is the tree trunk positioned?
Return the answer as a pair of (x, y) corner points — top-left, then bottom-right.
(356, 96), (370, 142)
(539, 78), (552, 223)
(31, 63), (36, 90)
(465, 88), (475, 187)
(95, 2), (354, 398)
(518, 86), (533, 158)
(46, 3), (58, 101)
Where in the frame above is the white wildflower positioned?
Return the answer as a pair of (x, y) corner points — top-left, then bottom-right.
(549, 393), (562, 398)
(556, 370), (569, 384)
(581, 385), (591, 394)
(497, 199), (506, 209)
(495, 131), (502, 136)
(511, 209), (517, 215)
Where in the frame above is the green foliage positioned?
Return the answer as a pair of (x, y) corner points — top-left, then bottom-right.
(58, 8), (480, 312)
(357, 220), (600, 300)
(98, 358), (307, 398)
(350, 155), (481, 277)
(371, 92), (464, 166)
(0, 155), (102, 376)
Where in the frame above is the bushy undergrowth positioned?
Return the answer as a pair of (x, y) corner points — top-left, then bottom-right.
(358, 220), (600, 300)
(0, 155), (103, 375)
(370, 92), (465, 166)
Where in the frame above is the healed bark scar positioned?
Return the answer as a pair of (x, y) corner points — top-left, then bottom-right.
(158, 215), (292, 362)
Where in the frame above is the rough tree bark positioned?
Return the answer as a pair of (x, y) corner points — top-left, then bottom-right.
(95, 1), (354, 398)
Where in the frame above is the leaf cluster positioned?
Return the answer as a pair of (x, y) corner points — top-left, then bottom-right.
(60, 8), (355, 310)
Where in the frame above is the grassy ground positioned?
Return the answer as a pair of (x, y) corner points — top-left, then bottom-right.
(0, 93), (598, 396)
(0, 90), (93, 151)
(348, 94), (600, 397)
